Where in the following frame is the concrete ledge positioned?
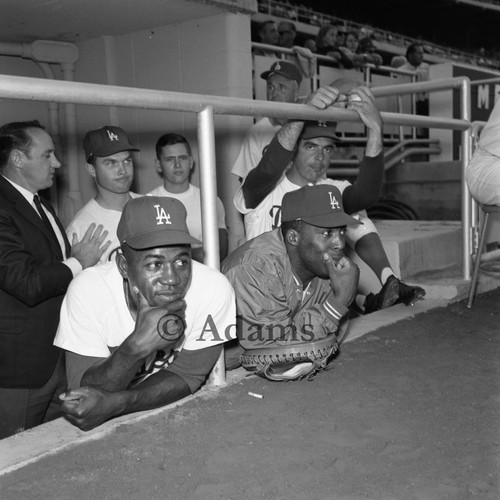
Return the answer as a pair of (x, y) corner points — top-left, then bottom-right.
(1, 273), (498, 478)
(375, 220), (462, 279)
(0, 370), (248, 477)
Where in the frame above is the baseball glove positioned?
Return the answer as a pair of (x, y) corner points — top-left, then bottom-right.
(239, 334), (339, 382)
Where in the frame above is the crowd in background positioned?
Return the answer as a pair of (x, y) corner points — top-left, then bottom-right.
(256, 0), (500, 70)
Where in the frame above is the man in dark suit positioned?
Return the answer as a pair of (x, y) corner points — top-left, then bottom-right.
(0, 120), (110, 439)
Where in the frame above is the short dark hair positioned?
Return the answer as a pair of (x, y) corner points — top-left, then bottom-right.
(278, 21), (296, 33)
(406, 43), (423, 59)
(260, 20), (276, 34)
(315, 24), (341, 51)
(281, 219), (303, 239)
(0, 120), (45, 169)
(155, 133), (192, 160)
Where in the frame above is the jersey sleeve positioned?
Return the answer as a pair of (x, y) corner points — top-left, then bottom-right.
(54, 270), (112, 358)
(216, 197), (227, 230)
(183, 267), (236, 350)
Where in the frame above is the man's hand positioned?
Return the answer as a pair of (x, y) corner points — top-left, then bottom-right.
(125, 286), (187, 357)
(344, 86), (383, 157)
(276, 85), (342, 151)
(71, 223), (111, 268)
(59, 386), (122, 431)
(304, 85), (342, 110)
(323, 253), (359, 307)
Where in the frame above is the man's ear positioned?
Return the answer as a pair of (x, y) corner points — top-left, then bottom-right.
(154, 158), (163, 177)
(116, 250), (129, 279)
(10, 149), (25, 169)
(285, 228), (300, 247)
(85, 162), (96, 178)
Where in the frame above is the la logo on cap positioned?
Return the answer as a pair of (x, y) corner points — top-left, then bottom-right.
(154, 204), (172, 225)
(106, 129), (119, 141)
(317, 121), (327, 128)
(328, 191), (340, 210)
(275, 62), (281, 71)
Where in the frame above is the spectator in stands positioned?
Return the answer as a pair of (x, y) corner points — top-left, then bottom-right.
(465, 98), (500, 206)
(278, 20), (297, 48)
(336, 26), (347, 48)
(303, 38), (317, 53)
(315, 23), (354, 69)
(344, 31), (359, 54)
(400, 43), (430, 136)
(390, 55), (407, 69)
(337, 31), (381, 69)
(149, 133), (228, 262)
(254, 20), (281, 57)
(356, 37), (383, 67)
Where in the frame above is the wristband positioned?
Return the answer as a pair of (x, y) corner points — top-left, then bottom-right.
(157, 313), (185, 341)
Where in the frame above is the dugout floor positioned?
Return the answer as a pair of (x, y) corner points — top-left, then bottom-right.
(1, 289), (500, 499)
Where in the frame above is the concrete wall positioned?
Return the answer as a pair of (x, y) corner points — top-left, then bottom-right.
(73, 12), (252, 247)
(0, 12), (253, 249)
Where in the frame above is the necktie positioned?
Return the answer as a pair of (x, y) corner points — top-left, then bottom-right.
(33, 194), (59, 246)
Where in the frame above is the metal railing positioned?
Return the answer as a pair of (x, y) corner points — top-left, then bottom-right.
(0, 73), (472, 384)
(330, 139), (442, 176)
(252, 42), (418, 139)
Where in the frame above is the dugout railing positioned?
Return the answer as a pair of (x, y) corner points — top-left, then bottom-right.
(0, 73), (472, 385)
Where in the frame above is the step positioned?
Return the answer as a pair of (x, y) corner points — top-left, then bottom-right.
(375, 220), (462, 279)
(350, 219), (500, 304)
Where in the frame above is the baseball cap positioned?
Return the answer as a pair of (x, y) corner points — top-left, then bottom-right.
(300, 120), (342, 143)
(117, 196), (201, 249)
(281, 185), (361, 228)
(260, 61), (303, 86)
(83, 125), (139, 162)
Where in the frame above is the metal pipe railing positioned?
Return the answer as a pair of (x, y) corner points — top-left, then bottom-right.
(372, 76), (473, 278)
(0, 73), (473, 383)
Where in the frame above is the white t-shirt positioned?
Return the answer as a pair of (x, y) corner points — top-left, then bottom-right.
(231, 118), (281, 180)
(66, 193), (141, 264)
(234, 175), (352, 241)
(54, 260), (236, 381)
(148, 184), (226, 247)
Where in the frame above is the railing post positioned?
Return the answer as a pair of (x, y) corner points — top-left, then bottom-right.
(197, 105), (226, 387)
(460, 77), (472, 280)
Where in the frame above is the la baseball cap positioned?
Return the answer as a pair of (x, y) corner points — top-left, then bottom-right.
(300, 120), (342, 143)
(260, 60), (303, 86)
(282, 184), (361, 228)
(117, 196), (200, 249)
(83, 125), (139, 162)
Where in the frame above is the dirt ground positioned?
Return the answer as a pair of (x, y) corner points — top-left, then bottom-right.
(1, 290), (499, 500)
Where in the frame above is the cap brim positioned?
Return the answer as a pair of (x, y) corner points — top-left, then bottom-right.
(260, 70), (301, 85)
(260, 70), (272, 80)
(301, 213), (362, 228)
(123, 230), (201, 250)
(94, 144), (140, 158)
(301, 132), (344, 144)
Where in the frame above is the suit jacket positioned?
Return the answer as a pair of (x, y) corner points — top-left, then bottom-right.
(0, 175), (73, 388)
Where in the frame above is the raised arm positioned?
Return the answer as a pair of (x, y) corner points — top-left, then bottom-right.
(224, 253), (357, 348)
(243, 85), (342, 209)
(339, 86), (384, 213)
